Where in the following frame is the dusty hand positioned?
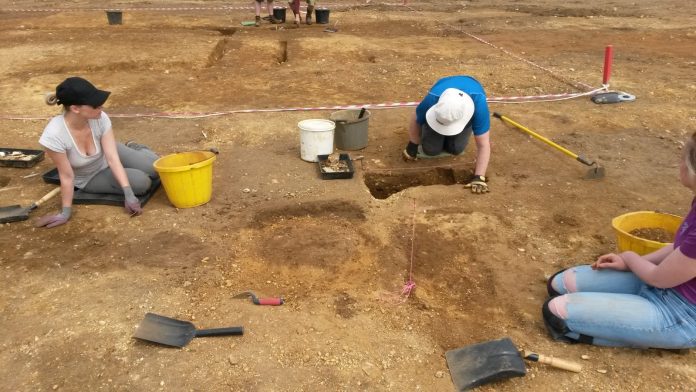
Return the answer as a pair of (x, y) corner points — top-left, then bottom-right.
(591, 253), (628, 271)
(125, 198), (142, 216)
(464, 175), (489, 194)
(35, 207), (71, 229)
(123, 186), (143, 216)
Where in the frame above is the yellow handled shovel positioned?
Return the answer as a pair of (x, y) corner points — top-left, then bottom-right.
(494, 112), (605, 179)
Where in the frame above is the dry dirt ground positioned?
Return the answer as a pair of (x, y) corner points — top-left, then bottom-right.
(1, 0), (695, 391)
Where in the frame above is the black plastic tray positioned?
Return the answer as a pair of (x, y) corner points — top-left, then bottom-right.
(42, 167), (160, 206)
(0, 148), (44, 168)
(317, 153), (355, 180)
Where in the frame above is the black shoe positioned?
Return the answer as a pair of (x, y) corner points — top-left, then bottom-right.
(125, 140), (149, 151)
(546, 268), (567, 297)
(262, 15), (271, 21)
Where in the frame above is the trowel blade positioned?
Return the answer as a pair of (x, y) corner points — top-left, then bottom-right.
(0, 205), (30, 223)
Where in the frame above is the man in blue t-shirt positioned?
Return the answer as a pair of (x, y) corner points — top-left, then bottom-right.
(403, 76), (491, 194)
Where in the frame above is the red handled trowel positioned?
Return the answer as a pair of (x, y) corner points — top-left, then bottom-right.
(233, 291), (284, 306)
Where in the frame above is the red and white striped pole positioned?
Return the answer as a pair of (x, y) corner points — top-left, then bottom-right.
(602, 45), (613, 87)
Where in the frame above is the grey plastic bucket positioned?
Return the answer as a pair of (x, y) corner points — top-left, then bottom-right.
(273, 7), (286, 23)
(106, 10), (123, 25)
(330, 109), (370, 150)
(315, 7), (330, 24)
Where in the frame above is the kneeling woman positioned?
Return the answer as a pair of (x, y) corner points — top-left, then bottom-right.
(544, 133), (696, 349)
(37, 77), (158, 228)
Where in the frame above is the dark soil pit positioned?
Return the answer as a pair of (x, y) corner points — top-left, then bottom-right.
(256, 217), (363, 269)
(334, 292), (358, 318)
(629, 227), (674, 243)
(364, 168), (460, 199)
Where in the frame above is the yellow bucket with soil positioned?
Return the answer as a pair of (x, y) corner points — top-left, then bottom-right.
(611, 211), (683, 255)
(153, 151), (216, 208)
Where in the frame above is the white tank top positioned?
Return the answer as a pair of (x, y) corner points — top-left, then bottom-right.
(39, 112), (112, 188)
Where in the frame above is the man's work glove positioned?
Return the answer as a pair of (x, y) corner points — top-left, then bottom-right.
(123, 186), (143, 216)
(464, 175), (489, 194)
(35, 206), (71, 228)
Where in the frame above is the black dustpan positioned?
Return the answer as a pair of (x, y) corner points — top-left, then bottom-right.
(133, 313), (243, 348)
(445, 337), (526, 391)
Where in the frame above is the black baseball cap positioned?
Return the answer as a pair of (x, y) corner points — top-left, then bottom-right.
(56, 77), (110, 107)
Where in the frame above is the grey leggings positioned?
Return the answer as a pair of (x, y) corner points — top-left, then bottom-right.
(82, 143), (159, 196)
(420, 122), (473, 156)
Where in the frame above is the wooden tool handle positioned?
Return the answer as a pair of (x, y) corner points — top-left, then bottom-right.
(33, 188), (61, 208)
(536, 354), (583, 373)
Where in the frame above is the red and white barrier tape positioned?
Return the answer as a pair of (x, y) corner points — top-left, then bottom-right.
(0, 2), (405, 12)
(0, 87), (606, 121)
(0, 2), (610, 120)
(455, 28), (596, 93)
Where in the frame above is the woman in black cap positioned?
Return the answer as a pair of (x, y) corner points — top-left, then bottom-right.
(36, 77), (158, 228)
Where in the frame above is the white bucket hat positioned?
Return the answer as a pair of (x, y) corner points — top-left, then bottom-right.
(425, 88), (475, 136)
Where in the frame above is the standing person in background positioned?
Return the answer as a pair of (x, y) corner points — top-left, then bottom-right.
(403, 75), (492, 194)
(37, 77), (159, 228)
(254, 0), (282, 27)
(288, 0), (316, 27)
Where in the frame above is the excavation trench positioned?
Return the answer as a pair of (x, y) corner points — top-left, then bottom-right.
(364, 168), (466, 199)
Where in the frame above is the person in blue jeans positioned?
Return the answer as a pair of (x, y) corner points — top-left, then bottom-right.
(543, 133), (696, 349)
(403, 75), (491, 194)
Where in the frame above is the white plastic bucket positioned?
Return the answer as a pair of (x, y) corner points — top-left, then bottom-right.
(298, 119), (335, 162)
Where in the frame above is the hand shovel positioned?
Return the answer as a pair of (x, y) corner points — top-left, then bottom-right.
(0, 187), (60, 224)
(445, 337), (582, 391)
(133, 313), (244, 348)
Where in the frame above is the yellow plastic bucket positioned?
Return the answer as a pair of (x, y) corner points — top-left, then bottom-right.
(153, 151), (216, 208)
(611, 211), (683, 255)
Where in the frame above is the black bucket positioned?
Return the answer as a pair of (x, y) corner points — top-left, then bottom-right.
(273, 6), (286, 23)
(315, 7), (330, 24)
(106, 10), (122, 25)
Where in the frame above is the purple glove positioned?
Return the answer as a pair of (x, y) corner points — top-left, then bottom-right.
(35, 207), (71, 228)
(123, 186), (143, 216)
